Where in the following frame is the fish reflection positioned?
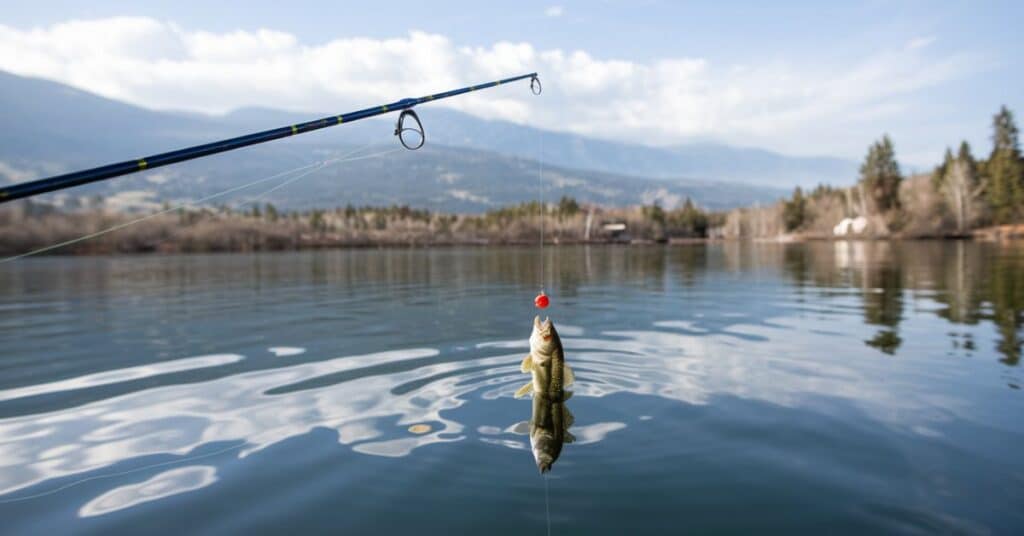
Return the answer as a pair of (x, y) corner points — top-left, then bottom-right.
(515, 316), (576, 473)
(527, 388), (575, 473)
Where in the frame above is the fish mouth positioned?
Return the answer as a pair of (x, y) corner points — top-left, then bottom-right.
(534, 316), (552, 340)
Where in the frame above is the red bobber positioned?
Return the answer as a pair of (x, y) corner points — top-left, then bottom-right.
(534, 291), (550, 309)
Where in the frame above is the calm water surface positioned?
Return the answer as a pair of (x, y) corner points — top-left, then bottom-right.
(1, 242), (1022, 534)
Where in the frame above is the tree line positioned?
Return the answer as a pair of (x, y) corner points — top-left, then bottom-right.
(2, 104), (1021, 251)
(774, 105), (1023, 237)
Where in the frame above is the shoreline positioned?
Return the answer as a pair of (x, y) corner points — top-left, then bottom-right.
(5, 232), (1024, 260)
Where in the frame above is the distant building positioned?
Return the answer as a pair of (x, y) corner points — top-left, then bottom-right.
(833, 216), (868, 236)
(600, 221), (630, 242)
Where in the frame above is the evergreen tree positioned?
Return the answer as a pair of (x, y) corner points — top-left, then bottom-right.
(309, 210), (326, 232)
(958, 140), (978, 174)
(859, 134), (903, 212)
(667, 198), (709, 237)
(993, 105), (1020, 152)
(782, 186), (807, 232)
(642, 202), (666, 226)
(934, 147), (955, 188)
(985, 105), (1024, 223)
(557, 196), (580, 218)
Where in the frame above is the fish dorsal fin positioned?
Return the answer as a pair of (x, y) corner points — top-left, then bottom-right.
(520, 354), (533, 373)
(514, 382), (533, 399)
(510, 421), (530, 435)
(563, 362), (575, 387)
(563, 390), (574, 401)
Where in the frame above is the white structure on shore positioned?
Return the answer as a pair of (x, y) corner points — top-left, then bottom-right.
(833, 216), (868, 236)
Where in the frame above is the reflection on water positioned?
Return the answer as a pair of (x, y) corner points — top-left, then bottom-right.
(527, 390), (574, 474)
(0, 242), (1022, 533)
(780, 241), (1024, 364)
(79, 466), (217, 518)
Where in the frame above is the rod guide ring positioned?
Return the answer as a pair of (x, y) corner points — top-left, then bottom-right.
(394, 109), (425, 150)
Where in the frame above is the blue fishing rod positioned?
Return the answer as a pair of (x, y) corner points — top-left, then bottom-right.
(0, 73), (542, 204)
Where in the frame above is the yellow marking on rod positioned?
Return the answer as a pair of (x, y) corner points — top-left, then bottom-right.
(337, 115), (344, 124)
(0, 191), (7, 198)
(138, 159), (148, 170)
(291, 125), (298, 135)
(426, 95), (434, 101)
(381, 105), (389, 112)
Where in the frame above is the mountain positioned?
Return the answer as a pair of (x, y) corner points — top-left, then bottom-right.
(7, 142), (786, 213)
(0, 70), (824, 212)
(219, 106), (858, 188)
(380, 108), (857, 187)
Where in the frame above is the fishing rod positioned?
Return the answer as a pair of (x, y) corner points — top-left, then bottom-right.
(0, 73), (542, 204)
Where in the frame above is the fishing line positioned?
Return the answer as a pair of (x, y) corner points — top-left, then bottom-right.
(0, 144), (395, 264)
(0, 163), (323, 263)
(538, 128), (544, 290)
(0, 441), (247, 505)
(532, 126), (550, 309)
(544, 472), (552, 536)
(230, 146), (401, 211)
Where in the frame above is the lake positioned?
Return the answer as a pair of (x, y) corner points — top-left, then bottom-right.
(0, 242), (1022, 534)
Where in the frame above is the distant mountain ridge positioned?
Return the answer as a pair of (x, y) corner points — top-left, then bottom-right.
(219, 105), (858, 188)
(0, 70), (850, 212)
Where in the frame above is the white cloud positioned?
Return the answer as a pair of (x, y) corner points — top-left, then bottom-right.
(907, 36), (935, 50)
(0, 18), (979, 159)
(545, 5), (564, 17)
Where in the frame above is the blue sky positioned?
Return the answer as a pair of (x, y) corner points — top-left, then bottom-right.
(0, 0), (1021, 168)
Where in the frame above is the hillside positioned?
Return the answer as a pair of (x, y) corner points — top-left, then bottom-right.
(0, 70), (856, 211)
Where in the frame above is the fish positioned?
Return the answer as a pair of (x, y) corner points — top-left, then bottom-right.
(514, 316), (576, 473)
(528, 388), (575, 473)
(515, 316), (575, 399)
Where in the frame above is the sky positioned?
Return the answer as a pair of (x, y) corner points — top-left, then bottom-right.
(0, 0), (1021, 169)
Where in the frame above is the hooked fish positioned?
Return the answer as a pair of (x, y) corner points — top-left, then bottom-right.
(516, 316), (575, 399)
(515, 316), (576, 473)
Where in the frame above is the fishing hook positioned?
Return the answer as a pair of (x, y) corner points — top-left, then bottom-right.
(531, 75), (542, 95)
(394, 109), (425, 150)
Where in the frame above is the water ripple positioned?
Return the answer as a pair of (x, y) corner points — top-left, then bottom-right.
(0, 316), (991, 507)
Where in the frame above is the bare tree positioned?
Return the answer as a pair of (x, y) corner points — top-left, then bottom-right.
(936, 142), (983, 234)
